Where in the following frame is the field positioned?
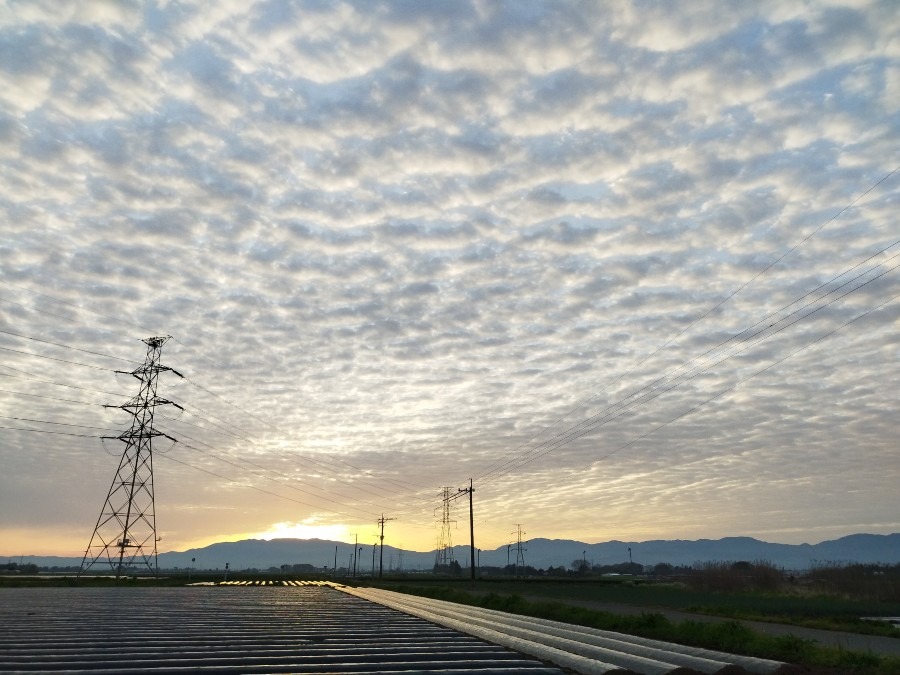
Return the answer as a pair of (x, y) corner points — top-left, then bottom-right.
(368, 573), (900, 674)
(428, 577), (900, 636)
(3, 567), (900, 673)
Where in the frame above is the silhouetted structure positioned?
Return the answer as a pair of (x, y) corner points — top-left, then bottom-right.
(79, 336), (182, 578)
(435, 487), (456, 567)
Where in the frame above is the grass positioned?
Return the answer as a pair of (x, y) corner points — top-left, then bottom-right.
(408, 577), (900, 637)
(371, 582), (900, 674)
(5, 573), (899, 672)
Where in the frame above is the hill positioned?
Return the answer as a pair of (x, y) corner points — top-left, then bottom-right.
(8, 533), (899, 572)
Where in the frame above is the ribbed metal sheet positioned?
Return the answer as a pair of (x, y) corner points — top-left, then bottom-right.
(345, 587), (793, 675)
(0, 584), (566, 673)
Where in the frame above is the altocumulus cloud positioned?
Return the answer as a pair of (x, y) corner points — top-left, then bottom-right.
(0, 0), (898, 555)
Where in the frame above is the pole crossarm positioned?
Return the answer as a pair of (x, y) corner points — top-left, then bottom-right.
(105, 398), (184, 412)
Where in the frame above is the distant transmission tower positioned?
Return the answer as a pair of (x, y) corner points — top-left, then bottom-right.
(435, 487), (456, 567)
(79, 336), (182, 578)
(377, 513), (395, 578)
(513, 524), (527, 575)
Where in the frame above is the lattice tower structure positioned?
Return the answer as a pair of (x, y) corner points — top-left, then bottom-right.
(435, 486), (456, 567)
(513, 524), (527, 574)
(79, 336), (182, 578)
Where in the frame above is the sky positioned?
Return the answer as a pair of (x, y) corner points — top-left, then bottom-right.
(1, 1), (898, 560)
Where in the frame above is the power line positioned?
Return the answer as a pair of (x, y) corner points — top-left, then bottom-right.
(0, 425), (103, 438)
(0, 320), (420, 489)
(175, 441), (383, 518)
(570, 290), (900, 475)
(0, 330), (432, 510)
(153, 408), (432, 516)
(476, 241), (900, 482)
(512, 284), (900, 483)
(171, 375), (434, 502)
(0, 284), (157, 336)
(0, 328), (139, 365)
(154, 399), (435, 509)
(0, 363), (130, 398)
(81, 336), (179, 578)
(0, 415), (119, 433)
(473, 167), (900, 482)
(179, 373), (424, 493)
(0, 348), (433, 516)
(0, 296), (103, 331)
(165, 443), (391, 523)
(160, 428), (401, 517)
(479, 260), (899, 483)
(0, 345), (116, 371)
(0, 387), (100, 407)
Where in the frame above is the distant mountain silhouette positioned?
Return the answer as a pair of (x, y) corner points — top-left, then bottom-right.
(10, 533), (899, 571)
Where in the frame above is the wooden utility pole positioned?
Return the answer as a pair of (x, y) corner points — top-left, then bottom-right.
(468, 479), (475, 581)
(446, 479), (476, 581)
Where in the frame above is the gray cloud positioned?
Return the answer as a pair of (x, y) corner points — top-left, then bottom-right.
(0, 0), (897, 557)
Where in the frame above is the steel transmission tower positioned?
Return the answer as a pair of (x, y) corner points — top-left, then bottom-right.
(435, 487), (456, 567)
(513, 524), (527, 575)
(79, 336), (182, 578)
(377, 513), (395, 578)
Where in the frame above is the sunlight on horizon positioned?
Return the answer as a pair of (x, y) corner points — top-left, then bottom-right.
(252, 520), (352, 542)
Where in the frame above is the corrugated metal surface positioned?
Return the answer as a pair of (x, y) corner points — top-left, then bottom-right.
(344, 587), (794, 675)
(0, 584), (567, 674)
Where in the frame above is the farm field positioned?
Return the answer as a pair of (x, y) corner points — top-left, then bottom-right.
(371, 577), (900, 674)
(4, 571), (899, 672)
(429, 578), (900, 634)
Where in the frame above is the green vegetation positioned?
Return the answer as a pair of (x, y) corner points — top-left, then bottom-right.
(436, 577), (900, 637)
(5, 562), (900, 673)
(374, 582), (900, 674)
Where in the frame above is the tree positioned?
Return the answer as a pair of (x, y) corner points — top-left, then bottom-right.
(652, 563), (674, 577)
(570, 558), (590, 574)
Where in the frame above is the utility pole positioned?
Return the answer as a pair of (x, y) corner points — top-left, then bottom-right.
(455, 479), (475, 581)
(377, 514), (396, 579)
(468, 479), (475, 581)
(79, 336), (182, 578)
(442, 480), (475, 580)
(351, 533), (358, 578)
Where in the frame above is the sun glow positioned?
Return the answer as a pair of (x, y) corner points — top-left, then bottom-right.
(253, 520), (351, 542)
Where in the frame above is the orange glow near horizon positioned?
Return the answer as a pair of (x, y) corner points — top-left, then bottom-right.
(251, 520), (352, 543)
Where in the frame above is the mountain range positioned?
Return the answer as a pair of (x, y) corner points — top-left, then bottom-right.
(9, 533), (899, 572)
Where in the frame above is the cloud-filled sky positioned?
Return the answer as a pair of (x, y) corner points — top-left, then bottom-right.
(1, 0), (898, 559)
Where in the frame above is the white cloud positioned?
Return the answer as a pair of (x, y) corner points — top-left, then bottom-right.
(0, 0), (897, 558)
